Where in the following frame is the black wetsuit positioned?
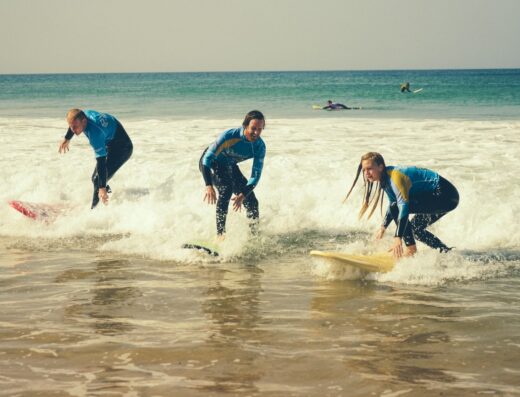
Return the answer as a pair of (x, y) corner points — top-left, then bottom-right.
(199, 150), (259, 235)
(383, 176), (459, 252)
(324, 103), (350, 110)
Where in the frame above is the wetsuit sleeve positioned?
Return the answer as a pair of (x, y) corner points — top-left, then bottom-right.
(201, 129), (237, 186)
(382, 206), (393, 228)
(241, 142), (266, 196)
(64, 128), (74, 140)
(395, 214), (409, 238)
(96, 156), (108, 188)
(202, 164), (213, 186)
(200, 137), (220, 187)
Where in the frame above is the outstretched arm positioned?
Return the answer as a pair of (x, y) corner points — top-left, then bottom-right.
(58, 128), (74, 153)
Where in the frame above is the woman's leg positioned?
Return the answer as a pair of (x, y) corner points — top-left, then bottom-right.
(409, 177), (459, 252)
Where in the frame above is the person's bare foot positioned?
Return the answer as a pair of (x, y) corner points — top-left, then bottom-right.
(405, 245), (417, 257)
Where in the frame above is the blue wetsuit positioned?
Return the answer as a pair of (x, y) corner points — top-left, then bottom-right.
(382, 166), (459, 252)
(65, 110), (133, 208)
(200, 126), (266, 235)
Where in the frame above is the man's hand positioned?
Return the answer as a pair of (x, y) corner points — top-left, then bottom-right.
(204, 186), (217, 205)
(58, 139), (70, 154)
(389, 237), (403, 259)
(232, 193), (245, 212)
(375, 226), (386, 240)
(98, 187), (109, 205)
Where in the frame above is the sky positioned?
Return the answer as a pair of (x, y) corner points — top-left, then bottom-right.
(1, 0), (519, 74)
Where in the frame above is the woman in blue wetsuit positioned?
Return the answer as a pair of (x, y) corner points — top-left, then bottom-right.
(199, 110), (266, 238)
(344, 152), (459, 258)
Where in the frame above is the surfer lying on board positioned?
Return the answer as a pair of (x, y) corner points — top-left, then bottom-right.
(323, 100), (350, 110)
(59, 109), (133, 209)
(344, 152), (459, 258)
(200, 110), (266, 238)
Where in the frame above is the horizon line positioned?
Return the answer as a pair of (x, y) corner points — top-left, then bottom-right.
(1, 66), (519, 77)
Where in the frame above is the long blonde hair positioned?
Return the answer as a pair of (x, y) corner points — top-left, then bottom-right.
(343, 152), (386, 219)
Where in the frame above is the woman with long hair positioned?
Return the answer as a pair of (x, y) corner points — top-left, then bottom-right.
(344, 152), (459, 258)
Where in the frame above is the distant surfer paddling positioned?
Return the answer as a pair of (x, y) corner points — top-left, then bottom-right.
(323, 100), (350, 110)
(200, 110), (266, 239)
(344, 152), (459, 258)
(59, 109), (133, 208)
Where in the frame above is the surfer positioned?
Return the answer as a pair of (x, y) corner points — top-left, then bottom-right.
(200, 110), (266, 238)
(400, 82), (411, 93)
(344, 152), (459, 258)
(323, 100), (350, 110)
(58, 109), (133, 209)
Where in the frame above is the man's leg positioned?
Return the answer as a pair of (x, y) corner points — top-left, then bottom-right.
(106, 123), (133, 181)
(91, 123), (133, 209)
(212, 163), (233, 235)
(231, 165), (259, 234)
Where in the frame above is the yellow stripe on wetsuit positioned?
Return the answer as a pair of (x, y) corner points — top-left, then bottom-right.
(388, 169), (412, 202)
(215, 138), (242, 156)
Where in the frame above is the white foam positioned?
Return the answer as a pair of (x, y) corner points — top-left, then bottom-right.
(1, 117), (519, 267)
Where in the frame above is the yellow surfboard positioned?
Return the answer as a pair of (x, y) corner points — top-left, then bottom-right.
(309, 250), (395, 273)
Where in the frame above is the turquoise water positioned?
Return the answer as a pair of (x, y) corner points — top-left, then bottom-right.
(1, 69), (519, 119)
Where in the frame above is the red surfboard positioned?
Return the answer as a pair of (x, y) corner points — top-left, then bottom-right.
(8, 200), (74, 222)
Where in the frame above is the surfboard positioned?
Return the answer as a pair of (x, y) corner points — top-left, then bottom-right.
(8, 200), (74, 223)
(413, 88), (423, 94)
(182, 241), (220, 256)
(310, 250), (395, 273)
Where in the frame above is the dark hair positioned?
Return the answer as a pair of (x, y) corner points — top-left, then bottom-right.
(343, 152), (386, 219)
(242, 110), (265, 128)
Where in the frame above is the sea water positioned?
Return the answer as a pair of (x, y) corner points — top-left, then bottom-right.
(0, 70), (520, 396)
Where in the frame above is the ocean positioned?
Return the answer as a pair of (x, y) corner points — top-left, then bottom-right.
(1, 69), (520, 396)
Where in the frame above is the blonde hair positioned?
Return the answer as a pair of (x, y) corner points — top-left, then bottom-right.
(343, 152), (386, 219)
(66, 108), (86, 122)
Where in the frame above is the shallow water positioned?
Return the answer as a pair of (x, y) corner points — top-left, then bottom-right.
(1, 236), (520, 396)
(1, 109), (520, 395)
